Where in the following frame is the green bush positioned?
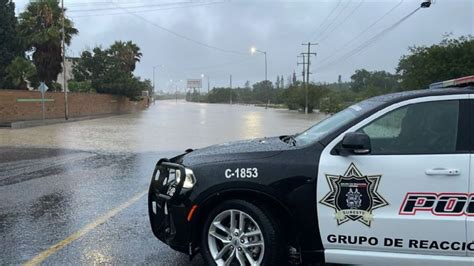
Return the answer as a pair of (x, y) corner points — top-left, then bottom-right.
(68, 80), (94, 93)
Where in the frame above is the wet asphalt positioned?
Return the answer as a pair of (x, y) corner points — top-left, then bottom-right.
(0, 101), (325, 265)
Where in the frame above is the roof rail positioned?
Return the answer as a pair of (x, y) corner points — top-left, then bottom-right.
(429, 75), (474, 89)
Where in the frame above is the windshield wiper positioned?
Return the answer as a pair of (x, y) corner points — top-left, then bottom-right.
(281, 135), (297, 146)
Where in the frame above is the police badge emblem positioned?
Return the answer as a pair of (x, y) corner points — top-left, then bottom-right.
(320, 163), (388, 226)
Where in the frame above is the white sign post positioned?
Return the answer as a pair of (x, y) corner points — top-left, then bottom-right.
(39, 82), (49, 120)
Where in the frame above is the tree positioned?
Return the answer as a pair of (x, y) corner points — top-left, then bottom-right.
(72, 43), (146, 100)
(252, 80), (273, 103)
(0, 0), (22, 88)
(142, 79), (153, 96)
(244, 80), (251, 89)
(350, 69), (371, 93)
(18, 0), (78, 90)
(4, 57), (37, 90)
(109, 41), (142, 72)
(397, 36), (474, 90)
(72, 47), (109, 83)
(275, 76), (281, 89)
(350, 69), (400, 96)
(68, 80), (94, 93)
(286, 75), (292, 87)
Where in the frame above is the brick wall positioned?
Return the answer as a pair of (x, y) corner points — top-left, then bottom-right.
(0, 90), (149, 122)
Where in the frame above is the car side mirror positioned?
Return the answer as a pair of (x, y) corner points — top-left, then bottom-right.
(339, 132), (371, 155)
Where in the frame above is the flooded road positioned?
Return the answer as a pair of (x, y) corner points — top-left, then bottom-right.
(0, 100), (326, 153)
(0, 101), (326, 265)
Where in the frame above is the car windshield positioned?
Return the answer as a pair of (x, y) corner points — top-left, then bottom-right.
(295, 99), (384, 146)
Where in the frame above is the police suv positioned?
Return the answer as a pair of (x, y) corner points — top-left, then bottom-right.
(148, 76), (474, 265)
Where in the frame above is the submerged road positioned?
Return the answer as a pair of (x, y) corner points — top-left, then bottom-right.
(0, 101), (325, 265)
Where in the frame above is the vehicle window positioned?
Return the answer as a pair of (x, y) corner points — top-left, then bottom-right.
(295, 99), (386, 146)
(359, 100), (459, 154)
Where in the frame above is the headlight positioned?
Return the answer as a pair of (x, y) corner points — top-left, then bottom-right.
(176, 168), (196, 189)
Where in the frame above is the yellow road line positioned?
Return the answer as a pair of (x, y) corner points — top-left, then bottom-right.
(24, 190), (148, 266)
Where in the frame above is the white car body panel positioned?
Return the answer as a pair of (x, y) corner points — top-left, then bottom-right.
(317, 95), (471, 263)
(325, 249), (473, 266)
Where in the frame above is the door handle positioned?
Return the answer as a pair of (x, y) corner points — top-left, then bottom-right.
(425, 168), (460, 176)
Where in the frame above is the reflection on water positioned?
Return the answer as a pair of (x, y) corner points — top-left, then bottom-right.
(242, 112), (263, 139)
(0, 101), (327, 153)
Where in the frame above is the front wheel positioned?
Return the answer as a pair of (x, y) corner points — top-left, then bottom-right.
(201, 199), (285, 265)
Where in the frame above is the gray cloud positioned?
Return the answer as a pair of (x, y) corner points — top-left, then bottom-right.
(15, 0), (474, 91)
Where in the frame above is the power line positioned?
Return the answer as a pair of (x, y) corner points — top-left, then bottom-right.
(68, 1), (192, 12)
(318, 0), (405, 64)
(313, 0), (351, 42)
(110, 1), (247, 56)
(65, 1), (166, 6)
(316, 6), (421, 71)
(70, 1), (223, 18)
(309, 0), (342, 38)
(316, 0), (365, 44)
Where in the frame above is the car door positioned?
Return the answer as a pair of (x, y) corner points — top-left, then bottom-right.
(469, 95), (474, 259)
(317, 95), (470, 260)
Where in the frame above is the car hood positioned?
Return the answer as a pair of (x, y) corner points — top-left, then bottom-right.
(180, 136), (295, 166)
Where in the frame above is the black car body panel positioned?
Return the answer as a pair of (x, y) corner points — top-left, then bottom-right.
(181, 137), (295, 166)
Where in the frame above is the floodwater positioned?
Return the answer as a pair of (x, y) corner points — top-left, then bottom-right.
(0, 101), (327, 265)
(0, 100), (327, 153)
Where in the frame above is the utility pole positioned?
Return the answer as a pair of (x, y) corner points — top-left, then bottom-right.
(61, 0), (68, 120)
(297, 54), (306, 85)
(301, 42), (317, 114)
(230, 74), (233, 105)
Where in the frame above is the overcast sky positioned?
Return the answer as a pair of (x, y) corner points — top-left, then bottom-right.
(14, 0), (474, 92)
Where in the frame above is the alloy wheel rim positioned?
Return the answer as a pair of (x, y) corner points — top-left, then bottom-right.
(207, 209), (265, 266)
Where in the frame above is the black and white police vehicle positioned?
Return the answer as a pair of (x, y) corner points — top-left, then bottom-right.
(149, 75), (474, 266)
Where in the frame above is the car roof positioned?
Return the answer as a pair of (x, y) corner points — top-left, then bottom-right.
(367, 86), (474, 104)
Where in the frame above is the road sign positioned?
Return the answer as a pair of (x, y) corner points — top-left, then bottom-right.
(38, 82), (49, 120)
(187, 79), (202, 89)
(39, 82), (49, 94)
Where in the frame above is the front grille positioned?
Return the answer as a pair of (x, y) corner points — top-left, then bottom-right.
(151, 161), (187, 201)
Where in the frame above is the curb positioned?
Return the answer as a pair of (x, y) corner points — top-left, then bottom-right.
(1, 114), (123, 129)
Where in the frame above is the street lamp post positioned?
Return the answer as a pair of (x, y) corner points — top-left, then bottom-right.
(251, 47), (269, 108)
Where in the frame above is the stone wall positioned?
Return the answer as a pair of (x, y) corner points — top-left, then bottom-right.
(0, 90), (149, 122)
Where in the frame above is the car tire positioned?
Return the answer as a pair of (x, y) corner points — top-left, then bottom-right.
(201, 199), (285, 265)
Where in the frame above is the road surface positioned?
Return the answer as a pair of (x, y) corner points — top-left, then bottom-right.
(0, 101), (326, 265)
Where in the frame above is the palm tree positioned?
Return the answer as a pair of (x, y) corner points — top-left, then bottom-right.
(5, 57), (37, 90)
(17, 0), (78, 90)
(109, 41), (143, 72)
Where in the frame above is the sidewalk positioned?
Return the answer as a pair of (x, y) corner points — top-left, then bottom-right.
(0, 114), (117, 129)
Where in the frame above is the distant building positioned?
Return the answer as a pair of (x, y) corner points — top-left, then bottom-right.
(56, 57), (79, 92)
